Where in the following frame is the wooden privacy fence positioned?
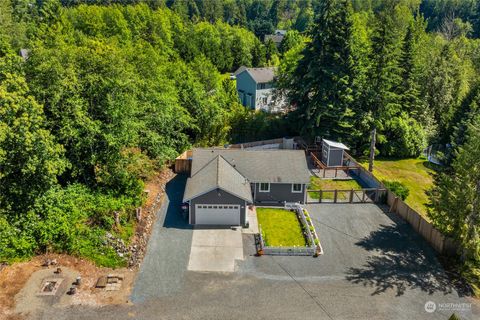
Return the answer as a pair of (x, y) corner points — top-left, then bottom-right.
(307, 188), (387, 204)
(229, 137), (285, 149)
(342, 151), (458, 255)
(386, 190), (458, 256)
(174, 150), (192, 174)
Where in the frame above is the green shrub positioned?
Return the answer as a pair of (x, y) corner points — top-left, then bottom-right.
(0, 215), (37, 262)
(309, 226), (315, 232)
(383, 180), (410, 200)
(0, 183), (136, 267)
(314, 239), (319, 245)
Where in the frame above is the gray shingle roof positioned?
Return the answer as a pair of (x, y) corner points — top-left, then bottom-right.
(191, 149), (310, 184)
(233, 65), (247, 76)
(183, 155), (253, 202)
(243, 67), (276, 83)
(265, 34), (284, 44)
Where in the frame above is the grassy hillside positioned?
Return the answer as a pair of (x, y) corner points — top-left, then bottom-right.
(361, 158), (435, 217)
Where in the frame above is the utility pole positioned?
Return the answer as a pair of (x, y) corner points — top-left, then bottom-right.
(368, 128), (376, 172)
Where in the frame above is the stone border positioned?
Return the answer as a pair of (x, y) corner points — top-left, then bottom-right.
(256, 203), (323, 257)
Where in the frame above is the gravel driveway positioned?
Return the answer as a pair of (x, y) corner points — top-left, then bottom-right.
(130, 175), (193, 303)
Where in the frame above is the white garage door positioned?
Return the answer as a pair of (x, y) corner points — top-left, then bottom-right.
(195, 204), (241, 225)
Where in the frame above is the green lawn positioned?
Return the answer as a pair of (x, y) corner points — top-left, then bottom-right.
(307, 176), (363, 199)
(256, 208), (306, 247)
(360, 157), (435, 217)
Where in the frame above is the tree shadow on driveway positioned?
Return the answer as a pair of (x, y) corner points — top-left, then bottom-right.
(162, 174), (191, 230)
(345, 218), (470, 297)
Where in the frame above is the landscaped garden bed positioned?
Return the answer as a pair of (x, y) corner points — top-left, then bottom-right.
(256, 206), (322, 256)
(257, 208), (306, 247)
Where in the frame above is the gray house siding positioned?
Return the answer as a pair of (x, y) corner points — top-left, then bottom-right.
(253, 183), (305, 204)
(189, 189), (247, 225)
(236, 71), (257, 110)
(328, 149), (344, 167)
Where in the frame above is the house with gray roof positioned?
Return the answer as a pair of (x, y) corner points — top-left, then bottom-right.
(235, 66), (286, 113)
(183, 148), (310, 226)
(264, 29), (287, 47)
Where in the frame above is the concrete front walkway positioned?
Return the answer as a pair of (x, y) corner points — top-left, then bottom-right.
(188, 228), (244, 273)
(242, 206), (259, 234)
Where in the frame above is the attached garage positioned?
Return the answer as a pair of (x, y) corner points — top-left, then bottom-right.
(183, 156), (253, 226)
(194, 204), (241, 225)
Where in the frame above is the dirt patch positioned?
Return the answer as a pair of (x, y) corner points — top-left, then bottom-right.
(1, 255), (136, 319)
(143, 169), (174, 208)
(0, 260), (39, 320)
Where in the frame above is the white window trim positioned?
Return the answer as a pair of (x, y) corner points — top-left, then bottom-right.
(259, 183), (270, 193)
(292, 183), (303, 193)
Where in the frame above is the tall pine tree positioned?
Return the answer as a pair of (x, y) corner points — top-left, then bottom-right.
(429, 114), (480, 262)
(286, 0), (356, 143)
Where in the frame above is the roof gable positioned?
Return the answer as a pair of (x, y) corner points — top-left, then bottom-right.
(236, 67), (276, 84)
(183, 155), (253, 202)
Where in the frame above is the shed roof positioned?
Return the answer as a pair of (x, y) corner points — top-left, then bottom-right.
(183, 155), (253, 203)
(191, 148), (310, 184)
(322, 139), (350, 150)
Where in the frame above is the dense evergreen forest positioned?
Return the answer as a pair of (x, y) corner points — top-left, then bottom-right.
(0, 0), (479, 278)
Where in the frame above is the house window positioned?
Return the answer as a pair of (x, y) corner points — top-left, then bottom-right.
(292, 184), (303, 193)
(259, 183), (270, 192)
(258, 83), (266, 89)
(262, 97), (268, 104)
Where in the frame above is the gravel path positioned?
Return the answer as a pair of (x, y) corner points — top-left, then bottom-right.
(130, 175), (192, 303)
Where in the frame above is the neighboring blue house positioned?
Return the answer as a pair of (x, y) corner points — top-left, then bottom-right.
(234, 66), (286, 113)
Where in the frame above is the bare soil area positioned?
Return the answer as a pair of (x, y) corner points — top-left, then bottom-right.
(0, 254), (135, 319)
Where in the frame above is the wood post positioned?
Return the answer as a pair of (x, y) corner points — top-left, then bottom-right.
(349, 189), (354, 203)
(390, 197), (399, 213)
(368, 128), (376, 172)
(114, 211), (120, 228)
(135, 207), (142, 222)
(319, 190), (322, 203)
(362, 190), (366, 202)
(334, 190), (338, 203)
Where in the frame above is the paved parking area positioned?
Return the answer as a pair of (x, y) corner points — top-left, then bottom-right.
(36, 202), (479, 320)
(188, 227), (244, 272)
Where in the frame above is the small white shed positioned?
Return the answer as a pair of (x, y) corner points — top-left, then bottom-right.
(321, 139), (350, 167)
